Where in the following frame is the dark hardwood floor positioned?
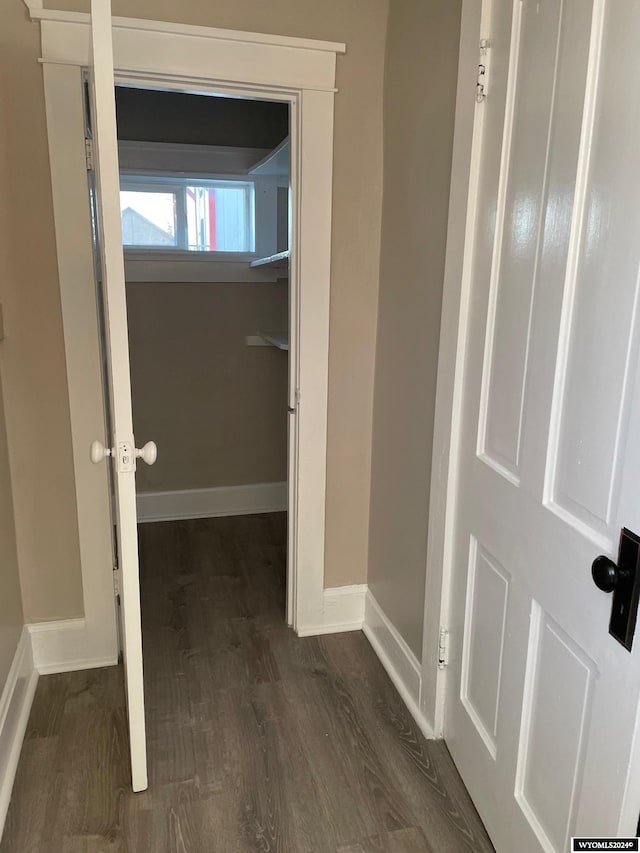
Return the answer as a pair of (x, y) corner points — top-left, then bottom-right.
(1, 513), (493, 852)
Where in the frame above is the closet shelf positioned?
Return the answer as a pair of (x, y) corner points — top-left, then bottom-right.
(260, 333), (289, 351)
(250, 250), (290, 270)
(249, 137), (290, 177)
(246, 333), (289, 351)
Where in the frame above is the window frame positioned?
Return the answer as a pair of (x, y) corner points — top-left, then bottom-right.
(120, 173), (257, 255)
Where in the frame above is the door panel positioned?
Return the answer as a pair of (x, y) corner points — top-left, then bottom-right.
(478, 0), (566, 484)
(515, 605), (595, 853)
(547, 4), (640, 545)
(89, 0), (148, 792)
(447, 0), (640, 849)
(460, 539), (510, 759)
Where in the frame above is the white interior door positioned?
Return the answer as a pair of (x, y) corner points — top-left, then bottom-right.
(447, 0), (640, 849)
(89, 0), (148, 792)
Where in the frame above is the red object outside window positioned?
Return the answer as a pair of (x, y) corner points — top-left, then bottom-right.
(208, 188), (217, 250)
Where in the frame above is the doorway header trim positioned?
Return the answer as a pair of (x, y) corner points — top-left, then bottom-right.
(31, 9), (343, 93)
(26, 6), (346, 60)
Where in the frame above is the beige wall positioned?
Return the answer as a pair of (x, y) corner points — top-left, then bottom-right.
(0, 2), (84, 624)
(127, 281), (288, 493)
(368, 0), (462, 658)
(0, 0), (387, 623)
(0, 363), (24, 688)
(0, 72), (26, 681)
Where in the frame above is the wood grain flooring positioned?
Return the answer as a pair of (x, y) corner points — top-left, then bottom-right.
(1, 513), (493, 852)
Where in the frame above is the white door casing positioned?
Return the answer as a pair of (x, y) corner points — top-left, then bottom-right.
(32, 6), (344, 662)
(88, 0), (147, 792)
(444, 0), (640, 850)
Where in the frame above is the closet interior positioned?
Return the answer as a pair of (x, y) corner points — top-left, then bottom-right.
(115, 85), (292, 632)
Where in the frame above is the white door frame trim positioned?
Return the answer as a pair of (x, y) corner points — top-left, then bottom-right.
(419, 0), (487, 735)
(33, 6), (344, 653)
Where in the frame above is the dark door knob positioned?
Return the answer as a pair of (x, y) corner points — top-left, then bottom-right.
(592, 555), (628, 593)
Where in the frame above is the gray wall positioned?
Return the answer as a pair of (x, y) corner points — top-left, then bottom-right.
(121, 93), (290, 495)
(116, 88), (289, 149)
(127, 281), (288, 493)
(368, 0), (462, 658)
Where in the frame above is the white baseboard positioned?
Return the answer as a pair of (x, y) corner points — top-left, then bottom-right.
(363, 590), (434, 740)
(136, 481), (287, 523)
(28, 619), (118, 675)
(296, 584), (367, 637)
(0, 627), (38, 839)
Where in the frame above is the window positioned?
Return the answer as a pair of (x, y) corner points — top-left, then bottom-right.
(121, 188), (177, 247)
(120, 176), (255, 253)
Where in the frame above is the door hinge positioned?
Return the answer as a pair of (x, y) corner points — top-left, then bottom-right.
(288, 389), (301, 414)
(477, 39), (490, 103)
(438, 627), (449, 669)
(84, 137), (94, 171)
(113, 567), (121, 602)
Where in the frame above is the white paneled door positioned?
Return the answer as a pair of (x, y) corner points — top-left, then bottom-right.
(446, 0), (640, 849)
(88, 0), (148, 792)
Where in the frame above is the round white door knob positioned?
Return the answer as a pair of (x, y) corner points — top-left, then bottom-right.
(90, 440), (112, 464)
(135, 441), (157, 466)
